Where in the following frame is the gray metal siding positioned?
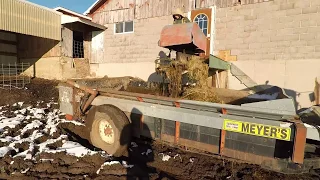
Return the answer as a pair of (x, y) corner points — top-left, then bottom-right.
(0, 0), (61, 40)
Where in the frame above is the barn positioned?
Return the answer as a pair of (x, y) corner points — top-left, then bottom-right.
(0, 0), (107, 82)
(0, 0), (61, 86)
(84, 0), (320, 109)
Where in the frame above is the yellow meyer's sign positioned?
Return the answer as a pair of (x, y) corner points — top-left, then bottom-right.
(223, 119), (291, 141)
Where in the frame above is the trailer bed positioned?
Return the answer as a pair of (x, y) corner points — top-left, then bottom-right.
(59, 77), (320, 174)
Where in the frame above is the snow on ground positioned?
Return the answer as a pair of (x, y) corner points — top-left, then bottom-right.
(0, 101), (143, 173)
(0, 101), (95, 159)
(46, 141), (98, 157)
(158, 153), (171, 161)
(96, 161), (121, 174)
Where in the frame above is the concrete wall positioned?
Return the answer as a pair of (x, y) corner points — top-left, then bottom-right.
(18, 33), (80, 80)
(214, 0), (320, 108)
(90, 16), (172, 81)
(21, 57), (76, 80)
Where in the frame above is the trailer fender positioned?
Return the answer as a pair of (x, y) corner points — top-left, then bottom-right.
(85, 105), (132, 157)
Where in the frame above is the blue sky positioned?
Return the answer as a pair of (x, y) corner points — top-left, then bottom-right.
(28, 0), (97, 13)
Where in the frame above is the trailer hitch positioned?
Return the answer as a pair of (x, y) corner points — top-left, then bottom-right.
(66, 80), (99, 115)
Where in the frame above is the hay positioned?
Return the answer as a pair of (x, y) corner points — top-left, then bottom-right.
(162, 60), (186, 98)
(158, 54), (221, 103)
(182, 56), (222, 103)
(183, 86), (222, 103)
(185, 56), (209, 87)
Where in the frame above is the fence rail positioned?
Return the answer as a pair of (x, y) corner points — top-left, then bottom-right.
(0, 62), (31, 89)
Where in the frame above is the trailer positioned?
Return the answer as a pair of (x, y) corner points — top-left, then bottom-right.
(58, 77), (320, 174)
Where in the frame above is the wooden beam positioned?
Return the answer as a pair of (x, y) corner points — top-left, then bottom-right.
(218, 50), (237, 61)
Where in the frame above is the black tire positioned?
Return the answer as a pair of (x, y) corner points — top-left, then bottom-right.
(85, 105), (131, 157)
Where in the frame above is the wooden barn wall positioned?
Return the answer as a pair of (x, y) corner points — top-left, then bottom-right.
(91, 0), (273, 24)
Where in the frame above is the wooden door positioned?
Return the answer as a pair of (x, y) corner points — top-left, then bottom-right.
(191, 8), (212, 56)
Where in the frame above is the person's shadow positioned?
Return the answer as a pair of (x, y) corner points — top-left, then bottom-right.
(120, 108), (156, 180)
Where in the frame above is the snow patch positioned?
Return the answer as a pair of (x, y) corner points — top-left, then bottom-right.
(40, 159), (54, 162)
(0, 147), (14, 158)
(122, 161), (134, 168)
(159, 153), (171, 161)
(96, 161), (120, 174)
(0, 116), (24, 132)
(0, 101), (101, 160)
(174, 154), (182, 162)
(60, 119), (85, 126)
(46, 141), (97, 157)
(21, 168), (30, 174)
(21, 120), (43, 134)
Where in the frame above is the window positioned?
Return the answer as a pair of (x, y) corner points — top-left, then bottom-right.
(73, 31), (84, 58)
(194, 14), (208, 36)
(115, 21), (134, 34)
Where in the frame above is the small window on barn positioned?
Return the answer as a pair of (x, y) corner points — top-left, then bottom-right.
(73, 31), (84, 58)
(194, 14), (208, 36)
(115, 21), (134, 34)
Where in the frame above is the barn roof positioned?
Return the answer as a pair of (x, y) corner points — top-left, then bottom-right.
(83, 0), (107, 15)
(54, 7), (92, 20)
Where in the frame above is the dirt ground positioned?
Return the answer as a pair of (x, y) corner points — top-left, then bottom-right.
(0, 78), (320, 180)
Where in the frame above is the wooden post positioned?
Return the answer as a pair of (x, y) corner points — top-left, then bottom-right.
(315, 78), (320, 105)
(216, 70), (220, 88)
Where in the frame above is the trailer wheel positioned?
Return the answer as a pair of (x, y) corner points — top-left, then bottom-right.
(85, 105), (131, 157)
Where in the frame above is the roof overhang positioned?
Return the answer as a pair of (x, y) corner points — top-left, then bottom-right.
(61, 15), (107, 31)
(54, 7), (92, 21)
(84, 0), (106, 15)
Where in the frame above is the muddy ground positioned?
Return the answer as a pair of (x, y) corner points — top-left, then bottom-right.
(0, 78), (320, 180)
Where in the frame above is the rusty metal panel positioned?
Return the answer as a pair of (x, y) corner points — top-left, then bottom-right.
(292, 121), (307, 164)
(159, 23), (207, 53)
(0, 0), (61, 40)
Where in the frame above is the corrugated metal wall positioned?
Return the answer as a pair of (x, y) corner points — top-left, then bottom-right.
(0, 0), (61, 40)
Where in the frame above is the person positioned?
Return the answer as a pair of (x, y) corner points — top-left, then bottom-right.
(172, 8), (190, 24)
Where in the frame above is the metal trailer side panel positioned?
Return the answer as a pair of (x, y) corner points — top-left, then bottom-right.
(92, 96), (294, 132)
(92, 96), (297, 162)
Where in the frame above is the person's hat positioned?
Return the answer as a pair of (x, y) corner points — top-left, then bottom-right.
(173, 8), (184, 16)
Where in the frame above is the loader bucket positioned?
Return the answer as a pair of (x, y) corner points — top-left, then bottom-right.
(159, 22), (207, 54)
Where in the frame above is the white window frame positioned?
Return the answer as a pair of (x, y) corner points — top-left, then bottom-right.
(194, 13), (209, 36)
(114, 21), (134, 34)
